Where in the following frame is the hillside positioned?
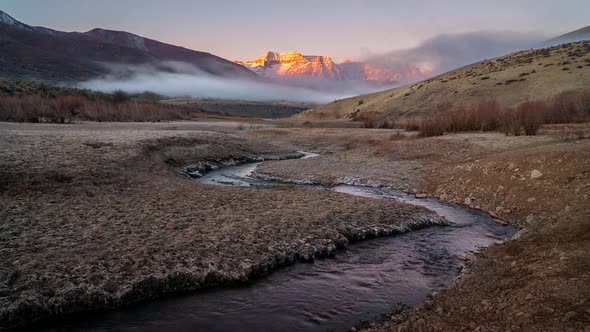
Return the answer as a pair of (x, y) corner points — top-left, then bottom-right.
(0, 10), (255, 82)
(297, 40), (590, 120)
(545, 25), (590, 46)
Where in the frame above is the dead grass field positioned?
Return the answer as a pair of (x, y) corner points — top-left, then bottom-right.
(0, 121), (439, 329)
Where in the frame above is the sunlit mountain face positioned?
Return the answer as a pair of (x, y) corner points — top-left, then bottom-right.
(236, 52), (342, 79)
(235, 51), (431, 91)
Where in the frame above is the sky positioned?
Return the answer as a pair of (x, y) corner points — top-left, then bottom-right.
(2, 0), (589, 61)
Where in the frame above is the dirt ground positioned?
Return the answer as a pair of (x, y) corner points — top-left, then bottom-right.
(247, 125), (590, 331)
(0, 121), (442, 329)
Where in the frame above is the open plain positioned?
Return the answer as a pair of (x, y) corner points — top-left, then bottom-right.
(0, 121), (443, 329)
(0, 120), (588, 330)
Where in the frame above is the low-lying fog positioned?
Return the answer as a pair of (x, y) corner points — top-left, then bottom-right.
(80, 31), (548, 103)
(79, 62), (366, 103)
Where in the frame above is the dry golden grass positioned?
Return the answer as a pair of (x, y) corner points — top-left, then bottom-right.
(298, 41), (590, 121)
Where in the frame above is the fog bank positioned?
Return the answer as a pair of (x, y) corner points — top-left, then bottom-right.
(363, 31), (548, 79)
(79, 62), (362, 103)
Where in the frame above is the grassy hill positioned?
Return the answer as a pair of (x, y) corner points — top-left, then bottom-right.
(297, 41), (590, 121)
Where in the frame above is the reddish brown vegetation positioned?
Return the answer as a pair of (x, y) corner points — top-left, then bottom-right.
(356, 111), (396, 129)
(405, 89), (590, 137)
(0, 94), (193, 123)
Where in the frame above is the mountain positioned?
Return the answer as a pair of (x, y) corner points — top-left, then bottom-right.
(297, 40), (590, 120)
(545, 25), (590, 46)
(235, 51), (422, 86)
(339, 60), (428, 84)
(236, 51), (343, 80)
(0, 10), (255, 82)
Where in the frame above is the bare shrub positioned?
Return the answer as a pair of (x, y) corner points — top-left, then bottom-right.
(139, 91), (162, 102)
(357, 111), (379, 128)
(0, 95), (191, 123)
(111, 90), (131, 103)
(411, 92), (590, 138)
(500, 101), (549, 136)
(500, 108), (522, 136)
(414, 99), (502, 136)
(0, 94), (47, 122)
(517, 101), (547, 135)
(547, 89), (590, 123)
(418, 116), (445, 137)
(404, 119), (420, 131)
(379, 118), (396, 129)
(475, 99), (501, 131)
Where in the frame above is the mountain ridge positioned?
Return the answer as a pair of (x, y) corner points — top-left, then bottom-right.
(544, 25), (590, 46)
(0, 10), (255, 82)
(235, 51), (424, 86)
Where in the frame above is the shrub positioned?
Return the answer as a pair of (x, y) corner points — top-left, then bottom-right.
(500, 108), (522, 136)
(517, 101), (547, 135)
(546, 89), (590, 123)
(418, 116), (445, 137)
(139, 91), (162, 102)
(0, 95), (192, 123)
(111, 90), (131, 103)
(404, 119), (420, 131)
(475, 99), (501, 131)
(413, 99), (502, 135)
(499, 101), (549, 136)
(356, 111), (395, 129)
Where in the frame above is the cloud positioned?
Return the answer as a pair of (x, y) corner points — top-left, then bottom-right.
(362, 31), (548, 79)
(78, 61), (368, 103)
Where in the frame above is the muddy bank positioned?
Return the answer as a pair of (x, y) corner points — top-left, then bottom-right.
(183, 152), (305, 179)
(0, 122), (442, 329)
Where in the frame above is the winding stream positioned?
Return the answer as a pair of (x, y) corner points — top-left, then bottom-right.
(45, 152), (515, 332)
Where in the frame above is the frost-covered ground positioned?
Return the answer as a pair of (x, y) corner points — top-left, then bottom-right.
(0, 121), (437, 329)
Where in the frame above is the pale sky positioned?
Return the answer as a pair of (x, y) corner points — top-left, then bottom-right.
(2, 0), (589, 61)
